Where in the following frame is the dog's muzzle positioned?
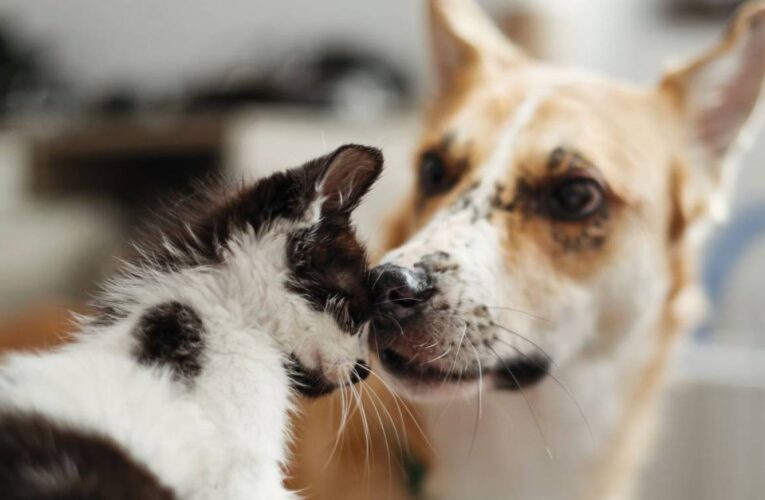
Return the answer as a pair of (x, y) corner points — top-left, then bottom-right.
(369, 260), (552, 395)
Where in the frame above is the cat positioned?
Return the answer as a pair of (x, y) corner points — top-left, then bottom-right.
(0, 144), (383, 499)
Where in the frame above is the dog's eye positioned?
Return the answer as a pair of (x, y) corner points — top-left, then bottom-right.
(419, 151), (453, 197)
(546, 177), (604, 220)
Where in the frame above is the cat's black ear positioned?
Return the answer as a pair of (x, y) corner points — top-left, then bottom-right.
(315, 144), (383, 216)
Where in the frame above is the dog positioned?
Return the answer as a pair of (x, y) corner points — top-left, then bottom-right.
(288, 1), (765, 499)
(0, 145), (382, 499)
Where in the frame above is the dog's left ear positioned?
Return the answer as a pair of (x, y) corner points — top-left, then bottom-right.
(661, 1), (765, 219)
(317, 144), (384, 216)
(429, 0), (527, 96)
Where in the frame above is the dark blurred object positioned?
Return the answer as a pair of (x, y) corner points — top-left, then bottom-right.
(91, 90), (142, 116)
(186, 44), (411, 119)
(0, 21), (73, 116)
(29, 114), (224, 226)
(666, 0), (746, 18)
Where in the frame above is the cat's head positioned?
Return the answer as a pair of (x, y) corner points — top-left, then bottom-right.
(220, 145), (383, 397)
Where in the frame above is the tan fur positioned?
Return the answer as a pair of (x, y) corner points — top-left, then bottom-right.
(290, 2), (765, 499)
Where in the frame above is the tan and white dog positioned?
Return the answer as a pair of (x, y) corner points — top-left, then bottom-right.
(289, 1), (765, 499)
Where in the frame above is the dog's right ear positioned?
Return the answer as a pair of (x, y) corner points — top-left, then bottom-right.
(429, 0), (527, 95)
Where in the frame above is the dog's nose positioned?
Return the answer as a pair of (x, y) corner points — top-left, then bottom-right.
(371, 263), (435, 320)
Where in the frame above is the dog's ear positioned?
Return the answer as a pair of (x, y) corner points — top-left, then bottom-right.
(316, 144), (384, 216)
(429, 0), (527, 95)
(661, 1), (765, 220)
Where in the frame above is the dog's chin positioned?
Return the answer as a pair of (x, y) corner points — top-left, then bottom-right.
(375, 347), (483, 401)
(371, 321), (552, 401)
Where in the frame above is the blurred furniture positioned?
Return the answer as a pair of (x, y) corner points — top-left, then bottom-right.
(29, 113), (225, 225)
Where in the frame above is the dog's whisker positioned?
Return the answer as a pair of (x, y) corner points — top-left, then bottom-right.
(492, 334), (595, 449)
(491, 323), (555, 364)
(449, 322), (468, 374)
(433, 322), (470, 422)
(484, 305), (555, 325)
(424, 345), (452, 364)
(415, 339), (440, 349)
(370, 265), (389, 290)
(487, 345), (553, 461)
(380, 315), (406, 337)
(373, 297), (428, 306)
(467, 339), (484, 456)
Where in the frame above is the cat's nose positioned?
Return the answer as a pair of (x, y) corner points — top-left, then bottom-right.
(371, 264), (435, 320)
(350, 359), (370, 383)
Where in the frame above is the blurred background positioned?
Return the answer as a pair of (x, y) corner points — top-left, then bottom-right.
(0, 0), (763, 498)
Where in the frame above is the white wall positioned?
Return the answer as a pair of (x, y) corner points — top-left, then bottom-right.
(1, 0), (430, 97)
(1, 0), (723, 99)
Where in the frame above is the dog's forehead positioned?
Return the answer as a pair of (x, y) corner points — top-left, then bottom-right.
(426, 66), (676, 204)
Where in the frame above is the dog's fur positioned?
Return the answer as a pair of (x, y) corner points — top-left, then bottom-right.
(289, 2), (765, 499)
(0, 145), (382, 499)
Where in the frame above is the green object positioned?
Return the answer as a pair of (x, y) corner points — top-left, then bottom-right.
(402, 450), (428, 497)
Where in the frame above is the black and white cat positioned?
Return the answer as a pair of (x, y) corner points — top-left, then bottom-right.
(0, 144), (383, 499)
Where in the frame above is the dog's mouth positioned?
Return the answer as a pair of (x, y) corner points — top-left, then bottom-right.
(378, 347), (482, 384)
(375, 340), (550, 394)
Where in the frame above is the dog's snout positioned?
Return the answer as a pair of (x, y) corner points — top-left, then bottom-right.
(371, 263), (435, 320)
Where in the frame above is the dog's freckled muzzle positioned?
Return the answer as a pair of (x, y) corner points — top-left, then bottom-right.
(369, 258), (551, 393)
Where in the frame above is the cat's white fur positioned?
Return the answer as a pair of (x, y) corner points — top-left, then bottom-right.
(0, 173), (371, 498)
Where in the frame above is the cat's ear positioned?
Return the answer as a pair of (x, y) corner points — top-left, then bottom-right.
(315, 144), (384, 216)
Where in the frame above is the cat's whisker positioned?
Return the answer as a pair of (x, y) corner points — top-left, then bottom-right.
(367, 370), (438, 458)
(348, 378), (372, 475)
(366, 370), (410, 449)
(326, 381), (353, 470)
(361, 380), (394, 492)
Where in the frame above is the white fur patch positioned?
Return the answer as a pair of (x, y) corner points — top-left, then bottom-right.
(0, 216), (364, 499)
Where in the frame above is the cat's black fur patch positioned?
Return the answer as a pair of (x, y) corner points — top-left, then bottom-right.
(284, 145), (382, 335)
(94, 145), (381, 341)
(286, 219), (372, 334)
(134, 147), (359, 272)
(0, 412), (175, 500)
(133, 301), (205, 380)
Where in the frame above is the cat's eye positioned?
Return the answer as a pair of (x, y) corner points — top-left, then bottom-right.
(546, 177), (605, 221)
(419, 151), (454, 197)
